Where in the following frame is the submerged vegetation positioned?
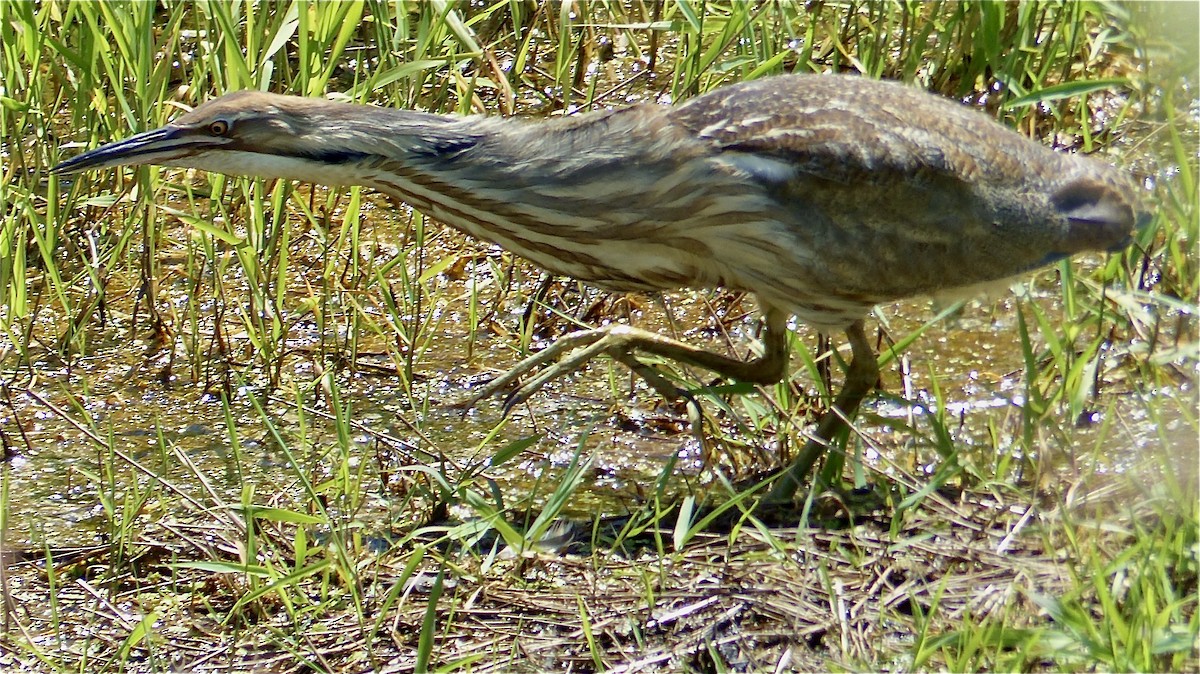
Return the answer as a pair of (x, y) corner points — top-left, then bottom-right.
(0, 1), (1196, 671)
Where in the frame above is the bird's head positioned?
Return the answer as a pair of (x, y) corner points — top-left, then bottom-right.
(52, 90), (468, 184)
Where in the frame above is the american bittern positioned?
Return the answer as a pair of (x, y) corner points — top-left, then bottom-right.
(53, 75), (1138, 501)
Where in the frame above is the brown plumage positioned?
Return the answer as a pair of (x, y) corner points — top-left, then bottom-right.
(53, 74), (1139, 500)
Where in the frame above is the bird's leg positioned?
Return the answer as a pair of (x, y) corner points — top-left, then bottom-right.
(764, 320), (878, 503)
(456, 309), (791, 411)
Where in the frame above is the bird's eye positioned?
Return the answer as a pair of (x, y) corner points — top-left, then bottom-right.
(208, 119), (231, 136)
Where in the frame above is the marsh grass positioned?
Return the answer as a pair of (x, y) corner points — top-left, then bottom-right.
(0, 1), (1196, 671)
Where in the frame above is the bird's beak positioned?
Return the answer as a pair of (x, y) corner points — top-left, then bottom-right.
(52, 125), (230, 175)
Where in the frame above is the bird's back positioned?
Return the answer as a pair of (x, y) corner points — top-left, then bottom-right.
(660, 75), (1138, 326)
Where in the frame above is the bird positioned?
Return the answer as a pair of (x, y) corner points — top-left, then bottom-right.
(52, 74), (1139, 502)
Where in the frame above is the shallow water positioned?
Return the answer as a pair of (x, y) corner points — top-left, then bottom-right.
(4, 250), (1193, 548)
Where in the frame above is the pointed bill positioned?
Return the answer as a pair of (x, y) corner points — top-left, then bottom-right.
(52, 126), (230, 175)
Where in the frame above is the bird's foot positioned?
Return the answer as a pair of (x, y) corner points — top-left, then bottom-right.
(452, 324), (689, 414)
(453, 310), (791, 415)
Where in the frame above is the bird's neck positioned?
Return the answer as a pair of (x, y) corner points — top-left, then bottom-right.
(350, 106), (726, 288)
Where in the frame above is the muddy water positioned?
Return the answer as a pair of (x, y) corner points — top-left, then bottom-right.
(4, 241), (1192, 548)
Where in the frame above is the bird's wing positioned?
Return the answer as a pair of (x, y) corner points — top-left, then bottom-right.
(668, 74), (1053, 190)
